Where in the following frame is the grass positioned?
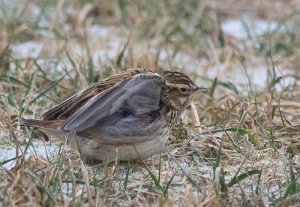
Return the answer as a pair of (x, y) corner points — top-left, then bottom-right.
(1, 0), (300, 206)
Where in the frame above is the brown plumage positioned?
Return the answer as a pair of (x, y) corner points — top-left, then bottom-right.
(23, 68), (206, 162)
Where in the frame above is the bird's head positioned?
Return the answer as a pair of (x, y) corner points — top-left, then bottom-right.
(162, 71), (207, 110)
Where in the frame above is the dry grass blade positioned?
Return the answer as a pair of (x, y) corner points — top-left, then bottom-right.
(1, 0), (300, 206)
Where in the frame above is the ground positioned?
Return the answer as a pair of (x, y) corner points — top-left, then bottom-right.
(0, 0), (300, 206)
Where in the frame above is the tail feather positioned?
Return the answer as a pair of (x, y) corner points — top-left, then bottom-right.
(22, 117), (45, 128)
(21, 117), (63, 139)
(22, 117), (59, 128)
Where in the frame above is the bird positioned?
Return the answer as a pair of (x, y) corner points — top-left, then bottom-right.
(22, 68), (207, 163)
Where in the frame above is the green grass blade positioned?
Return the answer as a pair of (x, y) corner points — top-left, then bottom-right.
(163, 173), (175, 196)
(29, 74), (66, 106)
(0, 155), (22, 167)
(143, 163), (164, 193)
(197, 127), (257, 145)
(227, 169), (261, 188)
(168, 153), (199, 189)
(123, 162), (130, 192)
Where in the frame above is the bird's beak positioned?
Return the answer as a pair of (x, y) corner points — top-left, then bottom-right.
(195, 86), (209, 92)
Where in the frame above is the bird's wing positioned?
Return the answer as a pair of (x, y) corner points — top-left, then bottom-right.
(42, 68), (148, 120)
(58, 72), (164, 132)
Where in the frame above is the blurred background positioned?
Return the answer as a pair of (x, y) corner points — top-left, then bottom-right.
(1, 0), (300, 96)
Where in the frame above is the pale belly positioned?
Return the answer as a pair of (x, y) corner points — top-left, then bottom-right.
(72, 132), (169, 162)
(67, 112), (172, 162)
(43, 112), (173, 162)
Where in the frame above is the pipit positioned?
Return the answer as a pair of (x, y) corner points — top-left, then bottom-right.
(23, 68), (206, 162)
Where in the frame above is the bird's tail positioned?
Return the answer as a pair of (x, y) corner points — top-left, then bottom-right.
(21, 117), (44, 127)
(21, 117), (63, 140)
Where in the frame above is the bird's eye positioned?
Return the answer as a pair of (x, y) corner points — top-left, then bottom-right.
(180, 87), (188, 93)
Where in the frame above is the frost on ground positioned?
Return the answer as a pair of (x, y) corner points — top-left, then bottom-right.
(1, 1), (300, 206)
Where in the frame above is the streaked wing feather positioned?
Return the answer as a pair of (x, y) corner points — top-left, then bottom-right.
(42, 68), (148, 120)
(59, 72), (164, 132)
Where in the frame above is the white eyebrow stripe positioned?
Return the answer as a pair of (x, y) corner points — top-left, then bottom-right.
(165, 82), (190, 88)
